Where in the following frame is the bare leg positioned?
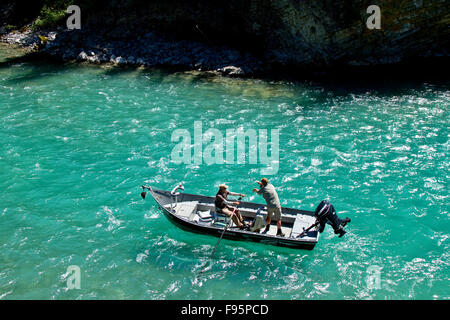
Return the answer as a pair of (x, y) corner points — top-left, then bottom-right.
(227, 206), (246, 226)
(266, 215), (271, 225)
(265, 208), (284, 236)
(276, 217), (284, 236)
(263, 213), (272, 233)
(236, 211), (245, 224)
(277, 219), (282, 232)
(232, 215), (243, 228)
(222, 207), (244, 228)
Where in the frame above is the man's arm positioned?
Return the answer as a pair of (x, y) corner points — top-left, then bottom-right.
(253, 181), (264, 194)
(217, 194), (238, 206)
(228, 191), (245, 197)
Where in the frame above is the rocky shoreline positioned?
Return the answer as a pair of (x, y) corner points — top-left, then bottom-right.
(2, 0), (449, 81)
(1, 23), (448, 82)
(0, 25), (265, 77)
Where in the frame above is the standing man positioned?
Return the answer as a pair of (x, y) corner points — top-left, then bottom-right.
(253, 178), (285, 237)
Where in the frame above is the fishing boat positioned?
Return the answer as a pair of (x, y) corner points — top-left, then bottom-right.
(141, 184), (320, 250)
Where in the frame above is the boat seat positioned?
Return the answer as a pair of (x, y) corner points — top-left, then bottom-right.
(213, 209), (231, 224)
(195, 209), (231, 225)
(197, 210), (213, 220)
(197, 209), (214, 223)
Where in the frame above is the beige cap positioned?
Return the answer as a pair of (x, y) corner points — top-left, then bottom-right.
(219, 184), (228, 189)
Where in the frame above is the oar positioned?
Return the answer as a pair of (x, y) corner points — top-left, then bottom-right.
(198, 197), (242, 274)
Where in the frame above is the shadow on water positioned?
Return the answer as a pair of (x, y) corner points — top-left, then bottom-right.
(0, 52), (83, 84)
(1, 47), (448, 98)
(311, 76), (449, 98)
(276, 57), (450, 97)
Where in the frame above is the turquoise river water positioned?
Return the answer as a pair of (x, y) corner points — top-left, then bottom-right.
(0, 45), (449, 299)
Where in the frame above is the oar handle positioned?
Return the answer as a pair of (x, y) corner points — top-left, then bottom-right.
(228, 196), (242, 217)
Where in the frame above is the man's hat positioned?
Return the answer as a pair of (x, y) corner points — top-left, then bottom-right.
(219, 184), (228, 189)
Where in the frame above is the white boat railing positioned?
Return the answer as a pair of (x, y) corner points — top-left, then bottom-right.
(170, 183), (184, 212)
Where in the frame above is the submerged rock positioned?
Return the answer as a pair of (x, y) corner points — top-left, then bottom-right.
(77, 51), (88, 61)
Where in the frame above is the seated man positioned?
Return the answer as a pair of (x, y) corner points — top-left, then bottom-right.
(215, 184), (247, 229)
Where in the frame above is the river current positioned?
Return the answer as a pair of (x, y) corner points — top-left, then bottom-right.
(0, 45), (448, 299)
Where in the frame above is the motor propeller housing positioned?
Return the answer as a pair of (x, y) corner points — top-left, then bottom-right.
(314, 200), (351, 237)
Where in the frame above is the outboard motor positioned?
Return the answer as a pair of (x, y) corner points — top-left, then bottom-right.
(314, 200), (351, 237)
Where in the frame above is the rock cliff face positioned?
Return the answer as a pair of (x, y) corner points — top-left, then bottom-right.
(235, 0), (449, 66)
(79, 0), (449, 66)
(1, 0), (449, 71)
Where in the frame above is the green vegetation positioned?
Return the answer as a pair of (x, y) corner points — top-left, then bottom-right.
(5, 25), (17, 32)
(1, 0), (101, 32)
(31, 0), (74, 30)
